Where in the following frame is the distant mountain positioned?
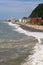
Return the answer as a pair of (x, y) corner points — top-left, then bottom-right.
(29, 3), (43, 19)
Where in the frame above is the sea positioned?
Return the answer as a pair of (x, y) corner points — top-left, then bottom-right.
(0, 20), (43, 65)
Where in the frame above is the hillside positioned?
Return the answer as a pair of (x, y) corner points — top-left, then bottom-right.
(29, 3), (43, 19)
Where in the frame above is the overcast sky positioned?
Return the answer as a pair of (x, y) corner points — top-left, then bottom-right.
(0, 0), (43, 20)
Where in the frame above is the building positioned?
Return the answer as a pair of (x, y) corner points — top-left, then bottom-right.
(10, 17), (15, 23)
(19, 19), (22, 23)
(7, 17), (15, 23)
(19, 18), (30, 23)
(31, 18), (42, 24)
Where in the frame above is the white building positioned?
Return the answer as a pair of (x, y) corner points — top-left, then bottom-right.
(10, 17), (15, 23)
(19, 19), (22, 23)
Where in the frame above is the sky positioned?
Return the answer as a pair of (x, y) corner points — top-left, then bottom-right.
(0, 0), (43, 20)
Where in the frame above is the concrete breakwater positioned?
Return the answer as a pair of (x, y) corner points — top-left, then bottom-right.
(18, 22), (43, 32)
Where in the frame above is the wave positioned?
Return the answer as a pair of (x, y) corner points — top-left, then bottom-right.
(6, 22), (43, 65)
(21, 42), (43, 65)
(3, 22), (43, 39)
(6, 22), (41, 43)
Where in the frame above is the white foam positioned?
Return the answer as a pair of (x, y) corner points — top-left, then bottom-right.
(7, 22), (20, 29)
(7, 22), (43, 65)
(29, 44), (43, 65)
(6, 22), (42, 45)
(21, 43), (43, 65)
(6, 22), (43, 38)
(29, 32), (43, 39)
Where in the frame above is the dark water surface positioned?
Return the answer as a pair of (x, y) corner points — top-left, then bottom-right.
(0, 21), (38, 65)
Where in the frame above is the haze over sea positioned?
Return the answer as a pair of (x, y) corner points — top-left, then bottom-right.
(0, 20), (43, 65)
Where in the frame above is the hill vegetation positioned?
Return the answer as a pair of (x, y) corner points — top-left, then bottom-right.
(29, 3), (43, 19)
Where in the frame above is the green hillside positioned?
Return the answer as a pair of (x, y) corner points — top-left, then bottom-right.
(29, 3), (43, 19)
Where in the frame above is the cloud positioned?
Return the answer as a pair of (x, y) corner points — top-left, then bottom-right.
(0, 1), (39, 12)
(0, 0), (42, 19)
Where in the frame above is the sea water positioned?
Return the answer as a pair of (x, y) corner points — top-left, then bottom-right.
(0, 21), (43, 65)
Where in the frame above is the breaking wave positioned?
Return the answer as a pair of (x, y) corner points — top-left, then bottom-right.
(6, 22), (43, 65)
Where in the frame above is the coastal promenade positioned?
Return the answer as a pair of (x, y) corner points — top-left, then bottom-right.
(18, 22), (43, 32)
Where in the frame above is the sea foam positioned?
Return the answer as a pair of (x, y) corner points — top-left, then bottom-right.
(7, 22), (43, 65)
(6, 22), (42, 42)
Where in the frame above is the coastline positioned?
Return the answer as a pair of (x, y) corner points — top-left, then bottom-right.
(7, 22), (41, 43)
(18, 22), (42, 44)
(1, 21), (43, 65)
(18, 22), (43, 32)
(17, 23), (43, 65)
(0, 21), (40, 65)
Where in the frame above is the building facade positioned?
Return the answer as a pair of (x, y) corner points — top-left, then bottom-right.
(31, 18), (42, 24)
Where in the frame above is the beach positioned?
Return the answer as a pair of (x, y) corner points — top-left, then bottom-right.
(18, 22), (43, 32)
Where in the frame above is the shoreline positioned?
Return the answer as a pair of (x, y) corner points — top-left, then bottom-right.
(17, 22), (41, 45)
(7, 22), (41, 43)
(17, 23), (43, 65)
(5, 21), (39, 43)
(18, 22), (43, 32)
(3, 21), (43, 65)
(18, 22), (43, 65)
